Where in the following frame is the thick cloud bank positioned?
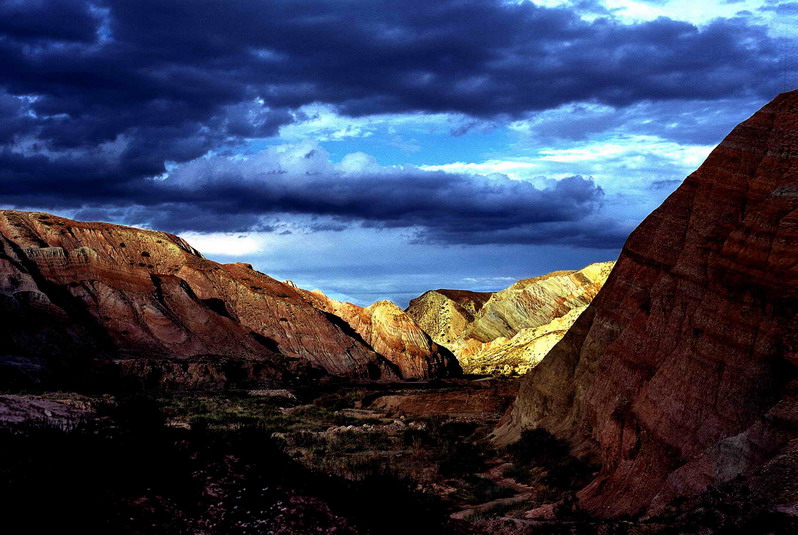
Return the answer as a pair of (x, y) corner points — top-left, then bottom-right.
(0, 0), (791, 248)
(104, 143), (618, 247)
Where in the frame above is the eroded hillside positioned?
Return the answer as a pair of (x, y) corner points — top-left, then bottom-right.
(494, 89), (798, 521)
(407, 262), (614, 375)
(0, 211), (458, 389)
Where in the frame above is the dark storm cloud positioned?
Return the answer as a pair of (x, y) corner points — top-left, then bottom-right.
(0, 0), (99, 43)
(418, 217), (631, 249)
(64, 144), (619, 247)
(0, 0), (787, 245)
(760, 1), (798, 14)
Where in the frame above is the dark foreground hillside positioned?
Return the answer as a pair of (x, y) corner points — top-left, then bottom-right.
(2, 381), (794, 535)
(0, 393), (466, 535)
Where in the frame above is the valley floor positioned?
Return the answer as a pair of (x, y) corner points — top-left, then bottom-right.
(1, 381), (793, 534)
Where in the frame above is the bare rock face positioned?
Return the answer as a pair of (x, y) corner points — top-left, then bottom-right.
(298, 289), (459, 379)
(369, 379), (520, 418)
(406, 289), (492, 349)
(494, 90), (798, 519)
(458, 305), (586, 376)
(0, 211), (449, 389)
(406, 263), (613, 375)
(467, 262), (614, 343)
(0, 394), (92, 429)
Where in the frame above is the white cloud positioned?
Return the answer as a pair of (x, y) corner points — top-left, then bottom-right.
(524, 1), (776, 26)
(602, 0), (769, 24)
(178, 232), (266, 256)
(537, 135), (712, 168)
(420, 160), (547, 181)
(338, 151), (382, 174)
(279, 104), (374, 141)
(277, 103), (492, 144)
(421, 134), (713, 190)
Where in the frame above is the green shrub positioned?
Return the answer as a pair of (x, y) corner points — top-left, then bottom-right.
(330, 429), (393, 453)
(453, 475), (515, 504)
(313, 389), (365, 411)
(292, 430), (325, 448)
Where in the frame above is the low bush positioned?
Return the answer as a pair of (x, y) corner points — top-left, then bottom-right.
(1, 395), (460, 535)
(330, 428), (394, 453)
(313, 389), (366, 411)
(402, 427), (434, 448)
(453, 475), (515, 504)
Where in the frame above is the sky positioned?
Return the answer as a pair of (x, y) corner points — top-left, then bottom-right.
(1, 0), (796, 305)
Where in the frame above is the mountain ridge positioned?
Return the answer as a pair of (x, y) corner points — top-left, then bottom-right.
(0, 210), (458, 390)
(406, 261), (614, 375)
(493, 89), (798, 519)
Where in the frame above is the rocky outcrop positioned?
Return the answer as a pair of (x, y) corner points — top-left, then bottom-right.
(494, 90), (798, 519)
(0, 394), (92, 429)
(0, 211), (451, 389)
(406, 289), (493, 349)
(298, 289), (459, 379)
(368, 378), (520, 418)
(467, 262), (614, 343)
(406, 263), (613, 375)
(458, 305), (586, 376)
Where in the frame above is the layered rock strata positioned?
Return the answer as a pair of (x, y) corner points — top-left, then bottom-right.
(406, 289), (493, 350)
(0, 211), (453, 388)
(494, 90), (798, 519)
(298, 289), (459, 379)
(406, 262), (613, 375)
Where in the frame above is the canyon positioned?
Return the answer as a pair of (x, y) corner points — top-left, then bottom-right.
(0, 208), (607, 389)
(1, 91), (796, 534)
(296, 288), (458, 380)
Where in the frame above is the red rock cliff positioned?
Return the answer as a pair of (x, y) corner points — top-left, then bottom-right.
(494, 90), (798, 518)
(0, 211), (452, 388)
(297, 289), (459, 379)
